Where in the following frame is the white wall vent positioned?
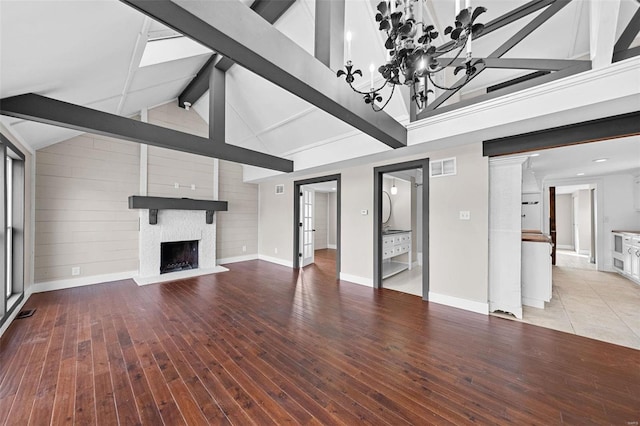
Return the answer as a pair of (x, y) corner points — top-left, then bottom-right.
(275, 184), (285, 195)
(430, 157), (456, 177)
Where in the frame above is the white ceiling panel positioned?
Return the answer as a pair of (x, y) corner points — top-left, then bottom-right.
(528, 136), (640, 181)
(129, 54), (211, 92)
(121, 79), (192, 118)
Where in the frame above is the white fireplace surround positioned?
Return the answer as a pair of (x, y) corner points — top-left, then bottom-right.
(135, 209), (227, 285)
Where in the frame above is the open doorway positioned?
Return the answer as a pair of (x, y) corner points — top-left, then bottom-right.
(374, 159), (429, 299)
(553, 184), (597, 271)
(293, 175), (340, 280)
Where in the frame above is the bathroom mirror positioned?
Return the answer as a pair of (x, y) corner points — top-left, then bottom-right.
(382, 190), (391, 224)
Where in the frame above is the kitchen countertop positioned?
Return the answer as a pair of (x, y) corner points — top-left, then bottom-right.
(522, 231), (552, 243)
(612, 230), (640, 235)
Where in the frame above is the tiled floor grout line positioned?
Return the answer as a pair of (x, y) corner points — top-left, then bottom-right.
(588, 280), (640, 341)
(553, 284), (576, 334)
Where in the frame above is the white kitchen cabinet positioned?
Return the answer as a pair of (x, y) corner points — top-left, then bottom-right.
(382, 231), (412, 279)
(612, 231), (640, 285)
(521, 192), (541, 230)
(521, 238), (552, 308)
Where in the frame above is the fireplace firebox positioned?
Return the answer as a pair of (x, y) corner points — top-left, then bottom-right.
(160, 240), (199, 274)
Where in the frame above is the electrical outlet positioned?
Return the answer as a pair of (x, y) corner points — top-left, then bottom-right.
(242, 245), (247, 253)
(174, 182), (180, 189)
(191, 184), (196, 190)
(71, 267), (80, 276)
(274, 248), (278, 254)
(459, 210), (470, 220)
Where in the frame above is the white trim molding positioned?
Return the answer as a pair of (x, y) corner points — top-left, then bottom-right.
(339, 273), (373, 287)
(32, 270), (138, 293)
(428, 291), (489, 315)
(258, 255), (294, 268)
(0, 289), (32, 338)
(217, 254), (259, 265)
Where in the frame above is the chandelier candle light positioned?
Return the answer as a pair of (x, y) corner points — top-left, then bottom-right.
(337, 0), (486, 112)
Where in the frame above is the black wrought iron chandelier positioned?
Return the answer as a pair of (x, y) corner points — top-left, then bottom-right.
(337, 0), (486, 112)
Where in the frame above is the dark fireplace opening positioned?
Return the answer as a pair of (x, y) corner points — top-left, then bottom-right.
(160, 240), (199, 274)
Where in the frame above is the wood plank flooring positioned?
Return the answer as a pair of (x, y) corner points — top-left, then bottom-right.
(1, 259), (639, 425)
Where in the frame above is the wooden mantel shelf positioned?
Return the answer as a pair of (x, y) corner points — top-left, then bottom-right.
(128, 196), (228, 225)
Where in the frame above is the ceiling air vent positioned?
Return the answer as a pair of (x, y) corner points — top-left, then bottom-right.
(430, 158), (456, 178)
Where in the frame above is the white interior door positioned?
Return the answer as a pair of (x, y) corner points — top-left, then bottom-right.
(300, 188), (315, 267)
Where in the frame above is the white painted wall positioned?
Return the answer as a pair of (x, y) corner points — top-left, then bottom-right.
(33, 102), (260, 284)
(257, 143), (489, 310)
(576, 189), (592, 254)
(556, 194), (573, 249)
(328, 192), (337, 248)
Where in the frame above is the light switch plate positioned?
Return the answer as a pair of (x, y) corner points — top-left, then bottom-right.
(459, 210), (470, 220)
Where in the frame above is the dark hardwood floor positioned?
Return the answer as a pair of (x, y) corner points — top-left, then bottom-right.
(1, 259), (638, 425)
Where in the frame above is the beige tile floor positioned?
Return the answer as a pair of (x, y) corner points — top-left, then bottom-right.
(387, 253), (640, 349)
(383, 265), (423, 297)
(519, 251), (640, 349)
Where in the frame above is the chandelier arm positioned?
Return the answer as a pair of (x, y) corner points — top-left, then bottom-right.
(371, 83), (397, 112)
(424, 39), (467, 75)
(347, 79), (390, 96)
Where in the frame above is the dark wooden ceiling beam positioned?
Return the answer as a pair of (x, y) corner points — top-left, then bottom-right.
(177, 0), (296, 109)
(0, 94), (293, 172)
(314, 0), (345, 69)
(483, 111), (640, 157)
(122, 0), (407, 149)
(436, 58), (589, 71)
(418, 0), (573, 119)
(613, 7), (640, 53)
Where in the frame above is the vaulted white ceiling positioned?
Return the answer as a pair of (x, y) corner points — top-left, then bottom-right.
(1, 0), (639, 165)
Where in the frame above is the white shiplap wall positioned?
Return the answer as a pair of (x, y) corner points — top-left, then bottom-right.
(34, 101), (260, 284)
(217, 160), (259, 260)
(35, 135), (140, 282)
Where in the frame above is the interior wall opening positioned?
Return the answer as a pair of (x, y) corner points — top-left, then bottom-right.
(293, 175), (341, 280)
(374, 158), (429, 299)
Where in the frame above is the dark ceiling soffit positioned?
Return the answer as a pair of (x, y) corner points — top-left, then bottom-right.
(613, 7), (640, 53)
(121, 0), (407, 149)
(418, 61), (591, 120)
(177, 0), (296, 109)
(482, 111), (640, 157)
(0, 94), (293, 172)
(418, 0), (572, 118)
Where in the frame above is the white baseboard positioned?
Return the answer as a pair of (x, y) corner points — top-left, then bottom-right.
(217, 254), (258, 265)
(428, 291), (489, 315)
(134, 266), (228, 286)
(557, 245), (573, 250)
(327, 244), (337, 249)
(258, 255), (293, 268)
(522, 297), (545, 309)
(32, 270), (138, 293)
(0, 289), (32, 338)
(339, 273), (373, 287)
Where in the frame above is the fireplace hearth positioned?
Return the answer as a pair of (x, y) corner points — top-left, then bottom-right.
(160, 240), (199, 274)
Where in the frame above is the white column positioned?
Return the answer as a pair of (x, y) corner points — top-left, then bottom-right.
(589, 0), (621, 69)
(488, 156), (527, 319)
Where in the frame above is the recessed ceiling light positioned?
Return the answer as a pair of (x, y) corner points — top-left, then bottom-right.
(593, 158), (608, 163)
(576, 172), (585, 176)
(529, 153), (540, 157)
